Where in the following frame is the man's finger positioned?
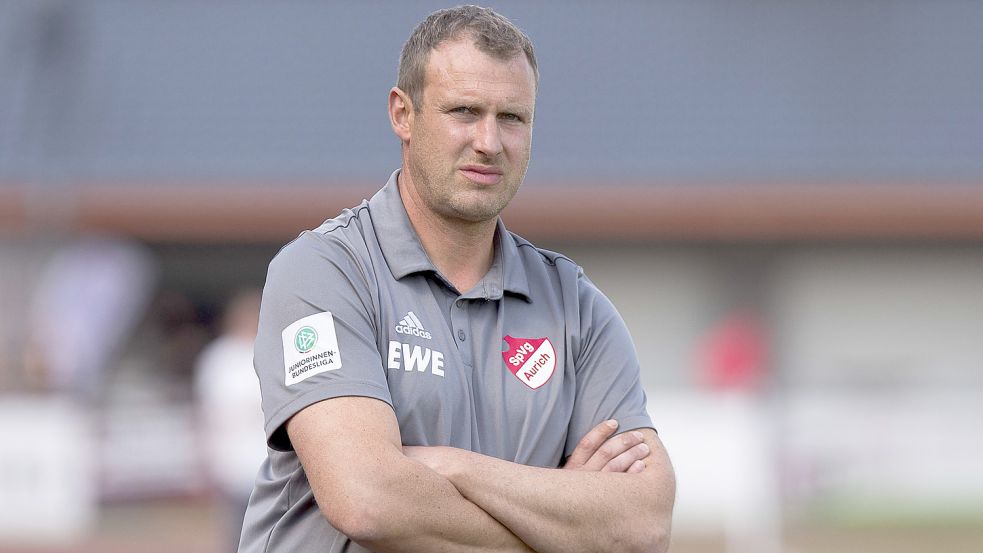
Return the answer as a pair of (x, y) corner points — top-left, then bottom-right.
(582, 430), (645, 472)
(564, 419), (618, 469)
(601, 442), (651, 473)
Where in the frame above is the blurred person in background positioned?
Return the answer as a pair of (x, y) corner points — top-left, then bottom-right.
(239, 6), (674, 553)
(23, 236), (156, 400)
(194, 288), (266, 553)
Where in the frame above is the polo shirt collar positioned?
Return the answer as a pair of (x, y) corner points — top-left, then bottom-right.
(496, 218), (532, 302)
(369, 169), (531, 302)
(370, 170), (434, 279)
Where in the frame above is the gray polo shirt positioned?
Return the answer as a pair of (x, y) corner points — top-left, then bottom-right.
(239, 170), (653, 553)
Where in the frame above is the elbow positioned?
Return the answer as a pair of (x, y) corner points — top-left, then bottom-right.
(307, 461), (411, 544)
(616, 522), (670, 553)
(596, 511), (671, 553)
(319, 492), (394, 544)
(631, 460), (675, 553)
(315, 481), (396, 544)
(637, 522), (672, 553)
(622, 503), (673, 553)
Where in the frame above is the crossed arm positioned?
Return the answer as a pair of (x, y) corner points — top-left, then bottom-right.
(288, 396), (675, 553)
(405, 427), (675, 553)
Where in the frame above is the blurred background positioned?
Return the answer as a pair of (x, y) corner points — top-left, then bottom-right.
(2, 1), (982, 552)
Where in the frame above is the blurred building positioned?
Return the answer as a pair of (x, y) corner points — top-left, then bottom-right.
(1, 2), (982, 552)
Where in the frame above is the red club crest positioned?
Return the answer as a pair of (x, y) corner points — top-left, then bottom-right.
(502, 335), (556, 389)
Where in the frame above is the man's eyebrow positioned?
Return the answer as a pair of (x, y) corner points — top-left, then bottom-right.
(434, 95), (533, 115)
(502, 105), (534, 117)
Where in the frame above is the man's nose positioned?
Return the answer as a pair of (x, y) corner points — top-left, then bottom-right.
(472, 116), (503, 157)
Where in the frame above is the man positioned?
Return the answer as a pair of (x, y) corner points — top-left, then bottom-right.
(239, 6), (675, 553)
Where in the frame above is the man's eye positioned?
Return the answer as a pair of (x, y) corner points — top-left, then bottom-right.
(500, 113), (521, 122)
(451, 106), (474, 114)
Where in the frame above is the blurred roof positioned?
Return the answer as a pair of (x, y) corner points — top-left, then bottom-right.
(2, 1), (982, 240)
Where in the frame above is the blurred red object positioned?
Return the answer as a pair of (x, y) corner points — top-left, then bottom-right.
(698, 312), (769, 392)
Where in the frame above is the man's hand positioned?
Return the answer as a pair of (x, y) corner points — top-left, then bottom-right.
(562, 420), (651, 473)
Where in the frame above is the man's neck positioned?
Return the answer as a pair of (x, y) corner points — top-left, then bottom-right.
(397, 174), (496, 294)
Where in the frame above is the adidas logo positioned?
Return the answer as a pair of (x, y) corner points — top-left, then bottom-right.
(395, 311), (432, 339)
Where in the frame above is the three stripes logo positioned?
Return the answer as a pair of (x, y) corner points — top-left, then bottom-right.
(395, 311), (432, 340)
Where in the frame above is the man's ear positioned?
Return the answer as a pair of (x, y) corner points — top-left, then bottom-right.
(389, 87), (414, 143)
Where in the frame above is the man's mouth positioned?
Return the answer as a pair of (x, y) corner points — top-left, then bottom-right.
(460, 165), (503, 185)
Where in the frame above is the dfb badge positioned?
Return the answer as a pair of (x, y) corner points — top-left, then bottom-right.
(502, 335), (556, 389)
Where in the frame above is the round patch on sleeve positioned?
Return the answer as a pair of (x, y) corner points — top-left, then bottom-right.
(281, 312), (342, 385)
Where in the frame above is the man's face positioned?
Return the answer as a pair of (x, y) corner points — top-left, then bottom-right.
(403, 38), (536, 224)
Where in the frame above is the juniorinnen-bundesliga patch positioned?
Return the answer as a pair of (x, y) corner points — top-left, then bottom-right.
(282, 312), (342, 386)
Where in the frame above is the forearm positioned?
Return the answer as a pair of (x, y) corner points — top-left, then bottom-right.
(425, 432), (674, 553)
(288, 397), (533, 553)
(349, 451), (535, 553)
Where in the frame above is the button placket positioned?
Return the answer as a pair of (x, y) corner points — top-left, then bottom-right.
(450, 297), (472, 366)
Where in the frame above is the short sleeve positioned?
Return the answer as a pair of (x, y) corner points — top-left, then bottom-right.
(254, 231), (392, 451)
(564, 269), (654, 458)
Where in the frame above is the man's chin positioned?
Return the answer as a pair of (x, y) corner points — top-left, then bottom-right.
(449, 210), (502, 224)
(445, 202), (507, 224)
(442, 188), (511, 219)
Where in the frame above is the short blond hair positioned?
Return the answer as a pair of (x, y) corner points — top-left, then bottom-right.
(397, 5), (538, 111)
